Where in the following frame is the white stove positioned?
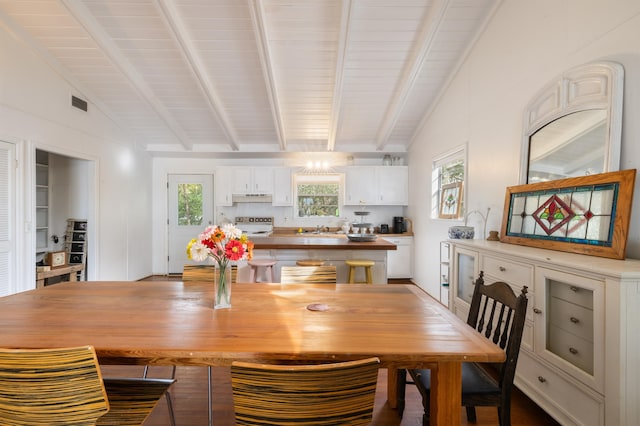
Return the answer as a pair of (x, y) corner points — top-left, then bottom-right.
(234, 216), (273, 238)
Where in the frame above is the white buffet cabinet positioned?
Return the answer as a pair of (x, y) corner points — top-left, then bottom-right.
(448, 239), (640, 426)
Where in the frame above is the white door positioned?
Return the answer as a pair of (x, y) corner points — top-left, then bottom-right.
(167, 174), (214, 274)
(0, 141), (15, 296)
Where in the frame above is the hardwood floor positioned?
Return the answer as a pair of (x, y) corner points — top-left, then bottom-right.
(101, 365), (559, 425)
(126, 276), (559, 425)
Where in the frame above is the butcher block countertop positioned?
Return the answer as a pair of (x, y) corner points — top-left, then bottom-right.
(252, 236), (397, 250)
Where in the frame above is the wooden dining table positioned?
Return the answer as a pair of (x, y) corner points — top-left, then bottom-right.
(0, 281), (504, 425)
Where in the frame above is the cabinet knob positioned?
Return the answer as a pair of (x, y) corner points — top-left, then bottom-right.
(569, 347), (579, 355)
(533, 308), (542, 314)
(537, 376), (546, 383)
(499, 266), (506, 272)
(570, 316), (580, 324)
(570, 286), (579, 292)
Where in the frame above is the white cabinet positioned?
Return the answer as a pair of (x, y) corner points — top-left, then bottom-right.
(448, 239), (640, 426)
(377, 166), (408, 205)
(385, 236), (413, 279)
(439, 241), (450, 306)
(215, 168), (233, 206)
(344, 166), (408, 206)
(272, 167), (293, 206)
(344, 167), (377, 205)
(231, 167), (273, 194)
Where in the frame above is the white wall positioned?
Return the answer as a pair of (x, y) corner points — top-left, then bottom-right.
(0, 26), (153, 287)
(408, 0), (640, 298)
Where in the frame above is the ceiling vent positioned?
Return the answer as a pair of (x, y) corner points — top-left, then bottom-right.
(71, 95), (88, 112)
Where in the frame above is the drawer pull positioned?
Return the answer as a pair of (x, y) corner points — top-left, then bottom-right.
(570, 286), (579, 292)
(533, 308), (542, 314)
(537, 376), (546, 383)
(570, 316), (580, 324)
(569, 347), (579, 355)
(499, 266), (506, 272)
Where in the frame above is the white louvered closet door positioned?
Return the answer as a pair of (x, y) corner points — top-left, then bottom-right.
(0, 141), (15, 296)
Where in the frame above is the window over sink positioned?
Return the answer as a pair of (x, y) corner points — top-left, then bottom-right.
(294, 174), (342, 218)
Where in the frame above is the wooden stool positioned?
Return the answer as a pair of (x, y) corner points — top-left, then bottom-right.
(345, 259), (375, 284)
(296, 259), (325, 266)
(248, 259), (276, 283)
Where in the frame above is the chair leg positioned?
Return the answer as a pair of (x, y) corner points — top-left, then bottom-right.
(208, 366), (213, 426)
(498, 405), (511, 426)
(143, 365), (177, 426)
(396, 368), (407, 418)
(466, 406), (477, 423)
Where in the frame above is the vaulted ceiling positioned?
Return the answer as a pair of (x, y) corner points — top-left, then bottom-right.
(0, 0), (497, 157)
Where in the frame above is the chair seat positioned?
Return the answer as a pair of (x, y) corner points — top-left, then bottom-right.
(410, 362), (501, 397)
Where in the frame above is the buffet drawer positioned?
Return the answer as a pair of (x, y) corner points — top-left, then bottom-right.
(517, 350), (603, 426)
(548, 324), (594, 375)
(549, 279), (594, 309)
(482, 255), (533, 288)
(549, 296), (593, 342)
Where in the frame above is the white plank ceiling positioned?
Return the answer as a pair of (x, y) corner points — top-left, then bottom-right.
(0, 0), (498, 157)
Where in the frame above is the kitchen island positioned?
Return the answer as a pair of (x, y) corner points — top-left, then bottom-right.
(237, 236), (397, 283)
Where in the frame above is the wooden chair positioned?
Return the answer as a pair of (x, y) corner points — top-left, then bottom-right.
(231, 357), (380, 425)
(0, 345), (173, 426)
(182, 263), (238, 283)
(397, 271), (529, 426)
(280, 265), (337, 284)
(182, 263), (237, 426)
(97, 377), (176, 426)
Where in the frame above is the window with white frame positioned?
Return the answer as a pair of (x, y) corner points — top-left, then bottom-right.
(294, 174), (341, 218)
(432, 145), (466, 219)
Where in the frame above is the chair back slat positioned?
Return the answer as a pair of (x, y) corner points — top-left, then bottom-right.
(0, 346), (109, 425)
(280, 265), (337, 284)
(467, 271), (528, 389)
(231, 357), (379, 425)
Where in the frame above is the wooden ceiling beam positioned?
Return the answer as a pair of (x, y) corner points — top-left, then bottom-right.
(156, 0), (240, 151)
(61, 0), (194, 151)
(249, 0), (286, 151)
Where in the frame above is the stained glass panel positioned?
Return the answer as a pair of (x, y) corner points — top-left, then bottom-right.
(506, 184), (617, 246)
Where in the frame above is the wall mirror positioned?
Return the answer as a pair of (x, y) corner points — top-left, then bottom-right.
(520, 62), (624, 184)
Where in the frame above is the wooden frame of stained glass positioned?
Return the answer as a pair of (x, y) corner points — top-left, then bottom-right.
(500, 169), (636, 259)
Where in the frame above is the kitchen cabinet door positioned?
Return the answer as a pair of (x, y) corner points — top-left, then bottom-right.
(344, 167), (377, 205)
(215, 168), (233, 206)
(386, 236), (413, 278)
(273, 167), (292, 206)
(231, 167), (274, 194)
(377, 166), (408, 205)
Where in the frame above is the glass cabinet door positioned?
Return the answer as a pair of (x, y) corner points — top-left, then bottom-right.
(454, 247), (478, 304)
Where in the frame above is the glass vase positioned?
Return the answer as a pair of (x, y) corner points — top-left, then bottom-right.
(214, 262), (232, 309)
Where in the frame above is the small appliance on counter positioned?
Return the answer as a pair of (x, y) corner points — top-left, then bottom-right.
(393, 216), (405, 234)
(379, 224), (389, 234)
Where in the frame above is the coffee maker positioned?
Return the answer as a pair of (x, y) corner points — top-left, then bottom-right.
(393, 216), (405, 234)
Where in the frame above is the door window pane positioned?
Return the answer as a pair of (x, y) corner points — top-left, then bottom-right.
(177, 183), (203, 226)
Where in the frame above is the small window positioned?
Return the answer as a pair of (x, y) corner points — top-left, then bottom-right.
(432, 145), (466, 219)
(177, 183), (203, 225)
(294, 174), (341, 218)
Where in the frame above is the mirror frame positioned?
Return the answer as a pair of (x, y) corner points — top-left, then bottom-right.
(519, 61), (624, 184)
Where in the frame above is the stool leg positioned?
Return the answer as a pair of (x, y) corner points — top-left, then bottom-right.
(365, 266), (373, 284)
(249, 266), (256, 283)
(266, 266), (273, 283)
(348, 266), (355, 283)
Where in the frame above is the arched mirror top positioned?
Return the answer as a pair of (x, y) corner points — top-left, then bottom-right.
(520, 61), (624, 184)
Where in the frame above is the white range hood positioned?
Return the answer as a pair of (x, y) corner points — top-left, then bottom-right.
(231, 194), (272, 203)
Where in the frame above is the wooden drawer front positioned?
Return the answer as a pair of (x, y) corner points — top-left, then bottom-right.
(549, 296), (593, 342)
(548, 325), (594, 375)
(549, 280), (593, 309)
(516, 351), (603, 426)
(482, 255), (532, 288)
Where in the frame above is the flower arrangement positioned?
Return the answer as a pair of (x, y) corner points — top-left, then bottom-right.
(187, 223), (253, 308)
